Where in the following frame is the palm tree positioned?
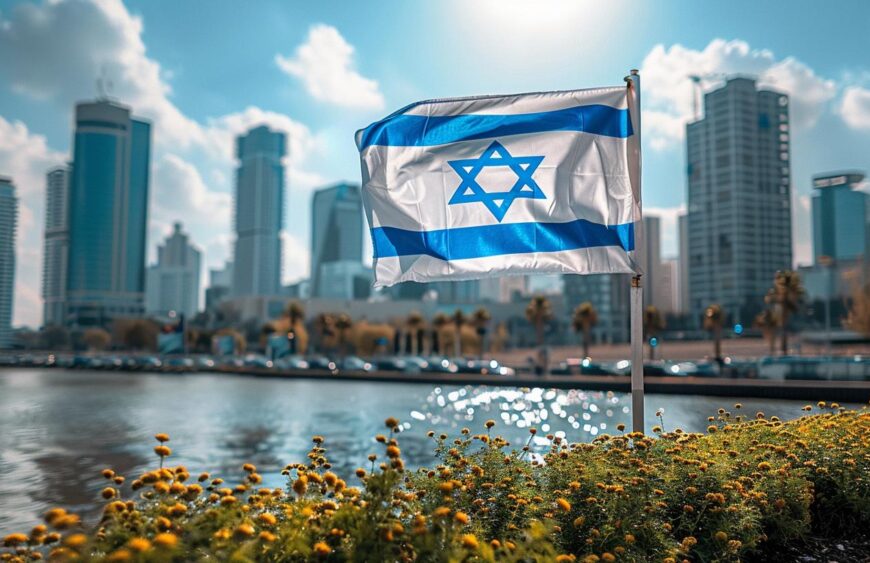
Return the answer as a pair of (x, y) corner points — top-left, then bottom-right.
(471, 307), (491, 359)
(753, 309), (779, 356)
(315, 313), (335, 354)
(284, 301), (305, 354)
(432, 313), (449, 356)
(642, 306), (665, 360)
(451, 309), (466, 358)
(765, 270), (805, 355)
(703, 304), (725, 362)
(406, 311), (425, 356)
(334, 314), (353, 358)
(845, 284), (870, 336)
(571, 302), (598, 359)
(525, 295), (553, 347)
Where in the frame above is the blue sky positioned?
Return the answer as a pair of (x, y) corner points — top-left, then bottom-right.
(1, 0), (869, 327)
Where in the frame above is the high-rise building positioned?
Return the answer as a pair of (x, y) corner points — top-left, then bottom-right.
(677, 213), (689, 314)
(432, 280), (480, 304)
(811, 171), (867, 262)
(42, 165), (69, 326)
(232, 125), (286, 297)
(146, 222), (202, 318)
(654, 259), (679, 314)
(641, 215), (661, 309)
(479, 276), (528, 303)
(686, 77), (792, 324)
(66, 100), (151, 327)
(310, 183), (363, 297)
(0, 177), (17, 348)
(205, 260), (233, 310)
(563, 274), (630, 344)
(318, 261), (372, 300)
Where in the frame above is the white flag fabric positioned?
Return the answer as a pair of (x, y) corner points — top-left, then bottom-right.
(355, 85), (642, 287)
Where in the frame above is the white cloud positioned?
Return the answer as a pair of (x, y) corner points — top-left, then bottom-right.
(639, 39), (837, 150)
(0, 116), (66, 327)
(275, 24), (384, 110)
(839, 86), (870, 130)
(281, 232), (309, 284)
(0, 0), (330, 326)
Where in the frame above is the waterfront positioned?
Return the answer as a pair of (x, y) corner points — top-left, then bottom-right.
(0, 368), (860, 534)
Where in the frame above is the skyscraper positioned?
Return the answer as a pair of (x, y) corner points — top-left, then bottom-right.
(811, 171), (867, 262)
(677, 213), (689, 314)
(686, 77), (792, 324)
(205, 260), (233, 311)
(66, 100), (151, 327)
(0, 177), (17, 348)
(641, 215), (661, 309)
(146, 222), (202, 318)
(42, 165), (69, 326)
(310, 183), (363, 297)
(232, 125), (286, 297)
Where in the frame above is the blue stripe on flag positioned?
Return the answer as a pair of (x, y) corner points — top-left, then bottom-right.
(371, 219), (634, 260)
(357, 104), (632, 150)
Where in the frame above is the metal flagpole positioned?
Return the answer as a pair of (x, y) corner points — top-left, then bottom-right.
(626, 69), (645, 433)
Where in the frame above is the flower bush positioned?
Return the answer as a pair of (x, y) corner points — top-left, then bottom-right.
(2, 405), (868, 562)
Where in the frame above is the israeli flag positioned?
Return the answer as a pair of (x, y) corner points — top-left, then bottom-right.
(355, 85), (642, 287)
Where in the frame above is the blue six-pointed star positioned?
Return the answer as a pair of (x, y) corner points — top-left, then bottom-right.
(447, 140), (545, 222)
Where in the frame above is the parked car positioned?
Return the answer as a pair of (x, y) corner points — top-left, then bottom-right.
(273, 355), (310, 370)
(422, 356), (458, 373)
(305, 356), (337, 371)
(338, 356), (374, 372)
(551, 358), (616, 376)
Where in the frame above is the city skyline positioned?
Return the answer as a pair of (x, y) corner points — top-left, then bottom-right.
(0, 0), (870, 327)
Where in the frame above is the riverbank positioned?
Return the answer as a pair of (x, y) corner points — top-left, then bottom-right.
(210, 365), (870, 403)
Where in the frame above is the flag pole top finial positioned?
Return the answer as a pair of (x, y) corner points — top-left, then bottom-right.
(630, 69), (639, 76)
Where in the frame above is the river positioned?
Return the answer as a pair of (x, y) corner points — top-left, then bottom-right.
(0, 368), (846, 534)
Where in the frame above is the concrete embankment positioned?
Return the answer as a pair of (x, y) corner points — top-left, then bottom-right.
(214, 366), (870, 403)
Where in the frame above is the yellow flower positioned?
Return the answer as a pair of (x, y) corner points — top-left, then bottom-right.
(386, 445), (401, 458)
(313, 541), (331, 556)
(556, 498), (572, 512)
(127, 537), (151, 552)
(4, 533), (29, 547)
(602, 554), (616, 562)
(433, 506), (451, 518)
(154, 445), (172, 457)
(63, 533), (88, 548)
(461, 534), (479, 549)
(242, 463), (256, 473)
(153, 533), (178, 549)
(259, 513), (277, 526)
(154, 433), (170, 443)
(715, 531), (728, 542)
(106, 548), (133, 561)
(234, 524), (255, 539)
(485, 419), (496, 429)
(384, 417), (399, 429)
(454, 511), (469, 524)
(259, 531), (276, 542)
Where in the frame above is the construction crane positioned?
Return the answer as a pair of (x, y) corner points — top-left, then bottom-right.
(688, 73), (728, 120)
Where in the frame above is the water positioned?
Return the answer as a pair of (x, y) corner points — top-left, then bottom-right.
(0, 368), (842, 534)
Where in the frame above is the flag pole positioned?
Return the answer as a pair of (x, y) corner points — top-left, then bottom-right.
(626, 68), (645, 433)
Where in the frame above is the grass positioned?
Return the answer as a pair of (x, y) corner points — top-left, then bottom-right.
(2, 403), (868, 562)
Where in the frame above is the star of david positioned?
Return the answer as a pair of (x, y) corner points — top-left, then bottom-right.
(447, 140), (545, 222)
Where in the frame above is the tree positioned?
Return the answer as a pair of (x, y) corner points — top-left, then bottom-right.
(525, 295), (553, 347)
(120, 319), (157, 351)
(315, 313), (336, 353)
(765, 270), (805, 355)
(82, 328), (111, 352)
(845, 284), (870, 336)
(571, 302), (598, 359)
(334, 314), (353, 358)
(284, 301), (305, 354)
(471, 308), (491, 359)
(753, 309), (779, 356)
(406, 311), (425, 356)
(41, 325), (70, 350)
(451, 309), (466, 357)
(642, 306), (665, 360)
(214, 328), (246, 355)
(432, 313), (449, 356)
(703, 304), (725, 362)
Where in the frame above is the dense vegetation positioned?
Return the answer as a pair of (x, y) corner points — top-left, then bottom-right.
(2, 404), (868, 562)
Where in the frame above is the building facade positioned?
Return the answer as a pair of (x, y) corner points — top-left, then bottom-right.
(0, 177), (17, 348)
(677, 212), (689, 315)
(317, 261), (372, 300)
(232, 125), (286, 297)
(205, 260), (234, 311)
(65, 100), (151, 327)
(811, 171), (867, 262)
(686, 77), (792, 325)
(146, 222), (202, 318)
(42, 165), (69, 327)
(641, 215), (661, 309)
(310, 183), (363, 297)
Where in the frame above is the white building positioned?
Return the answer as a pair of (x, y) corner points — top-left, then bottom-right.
(0, 177), (17, 348)
(42, 166), (69, 327)
(146, 222), (201, 318)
